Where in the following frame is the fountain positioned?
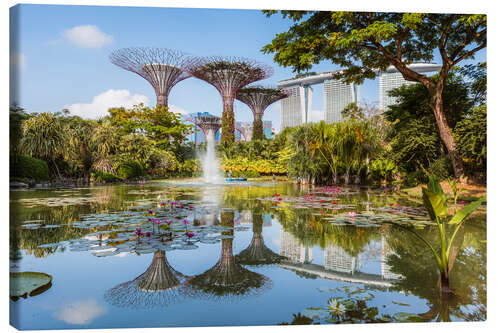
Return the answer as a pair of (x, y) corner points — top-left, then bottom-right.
(201, 129), (223, 184)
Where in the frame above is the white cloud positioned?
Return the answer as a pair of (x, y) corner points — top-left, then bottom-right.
(54, 299), (106, 325)
(65, 89), (149, 119)
(62, 25), (113, 49)
(10, 52), (26, 70)
(169, 104), (190, 115)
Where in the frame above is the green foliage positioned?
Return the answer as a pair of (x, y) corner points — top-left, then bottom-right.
(392, 175), (486, 293)
(116, 160), (144, 179)
(10, 154), (49, 181)
(454, 105), (486, 176)
(10, 106), (29, 155)
(109, 103), (193, 150)
(406, 170), (428, 187)
(428, 157), (453, 181)
(92, 171), (121, 183)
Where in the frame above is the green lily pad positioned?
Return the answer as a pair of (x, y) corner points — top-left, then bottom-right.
(393, 312), (426, 322)
(10, 272), (53, 301)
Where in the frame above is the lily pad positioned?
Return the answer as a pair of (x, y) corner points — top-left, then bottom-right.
(10, 272), (53, 301)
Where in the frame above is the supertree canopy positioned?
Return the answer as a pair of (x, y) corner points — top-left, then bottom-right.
(104, 250), (193, 309)
(236, 213), (285, 265)
(109, 47), (196, 107)
(236, 86), (289, 140)
(188, 211), (272, 300)
(186, 57), (273, 143)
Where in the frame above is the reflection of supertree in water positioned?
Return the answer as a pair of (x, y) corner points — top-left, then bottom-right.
(104, 250), (192, 309)
(189, 211), (272, 299)
(236, 213), (285, 265)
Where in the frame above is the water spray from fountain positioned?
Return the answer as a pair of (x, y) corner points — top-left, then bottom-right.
(201, 129), (223, 184)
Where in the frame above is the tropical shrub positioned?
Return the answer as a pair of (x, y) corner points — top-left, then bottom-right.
(428, 157), (453, 181)
(116, 160), (144, 179)
(10, 155), (49, 181)
(92, 171), (121, 183)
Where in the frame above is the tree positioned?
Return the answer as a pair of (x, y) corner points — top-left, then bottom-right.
(10, 106), (29, 157)
(262, 12), (486, 181)
(20, 112), (66, 178)
(109, 104), (193, 151)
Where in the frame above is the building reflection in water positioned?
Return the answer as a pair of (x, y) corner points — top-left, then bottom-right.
(279, 230), (400, 287)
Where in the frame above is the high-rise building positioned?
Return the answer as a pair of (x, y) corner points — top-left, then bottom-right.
(263, 120), (273, 139)
(323, 80), (359, 123)
(379, 63), (442, 111)
(280, 85), (313, 129)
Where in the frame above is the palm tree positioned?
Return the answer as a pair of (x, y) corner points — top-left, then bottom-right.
(20, 112), (66, 179)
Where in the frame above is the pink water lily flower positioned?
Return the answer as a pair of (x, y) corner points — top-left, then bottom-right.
(460, 200), (465, 204)
(145, 232), (151, 237)
(186, 232), (195, 239)
(348, 212), (357, 218)
(166, 219), (172, 225)
(160, 202), (167, 207)
(183, 219), (189, 225)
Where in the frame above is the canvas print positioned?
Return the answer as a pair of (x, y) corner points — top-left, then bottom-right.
(9, 3), (486, 330)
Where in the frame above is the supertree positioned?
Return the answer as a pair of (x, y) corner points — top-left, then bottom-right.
(104, 250), (194, 309)
(184, 114), (221, 143)
(236, 86), (289, 140)
(188, 210), (272, 301)
(236, 213), (285, 265)
(109, 47), (197, 107)
(186, 57), (273, 143)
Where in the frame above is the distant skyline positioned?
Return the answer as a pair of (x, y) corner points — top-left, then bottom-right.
(10, 4), (486, 131)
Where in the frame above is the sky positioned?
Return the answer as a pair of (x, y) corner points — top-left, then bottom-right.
(10, 4), (486, 132)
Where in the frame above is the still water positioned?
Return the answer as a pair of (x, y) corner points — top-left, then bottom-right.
(9, 180), (486, 329)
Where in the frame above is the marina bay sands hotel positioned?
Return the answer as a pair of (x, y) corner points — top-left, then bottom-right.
(278, 63), (442, 129)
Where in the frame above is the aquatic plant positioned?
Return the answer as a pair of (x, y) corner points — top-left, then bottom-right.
(391, 175), (485, 294)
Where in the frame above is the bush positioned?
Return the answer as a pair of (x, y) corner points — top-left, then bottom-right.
(10, 154), (49, 181)
(116, 160), (144, 179)
(92, 171), (121, 183)
(428, 157), (453, 181)
(406, 170), (427, 187)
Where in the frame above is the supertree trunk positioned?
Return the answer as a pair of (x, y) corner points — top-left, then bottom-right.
(221, 96), (235, 143)
(156, 94), (168, 107)
(252, 112), (264, 141)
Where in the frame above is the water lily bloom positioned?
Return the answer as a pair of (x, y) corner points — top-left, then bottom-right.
(348, 212), (357, 218)
(396, 203), (401, 207)
(166, 219), (172, 225)
(460, 200), (465, 204)
(186, 232), (195, 238)
(389, 203), (394, 206)
(278, 197), (282, 201)
(334, 201), (338, 205)
(160, 202), (167, 207)
(183, 219), (189, 225)
(145, 232), (151, 237)
(148, 209), (154, 214)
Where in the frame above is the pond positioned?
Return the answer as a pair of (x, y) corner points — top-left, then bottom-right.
(9, 180), (486, 329)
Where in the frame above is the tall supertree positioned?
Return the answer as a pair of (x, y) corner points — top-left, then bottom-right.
(104, 250), (193, 309)
(188, 211), (272, 301)
(109, 47), (196, 107)
(236, 86), (289, 140)
(186, 57), (273, 143)
(236, 213), (285, 265)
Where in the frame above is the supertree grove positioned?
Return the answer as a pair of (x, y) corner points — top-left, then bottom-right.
(236, 86), (289, 140)
(186, 57), (273, 143)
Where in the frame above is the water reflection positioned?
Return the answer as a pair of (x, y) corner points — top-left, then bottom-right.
(188, 211), (272, 299)
(235, 213), (285, 265)
(104, 250), (192, 309)
(10, 182), (486, 325)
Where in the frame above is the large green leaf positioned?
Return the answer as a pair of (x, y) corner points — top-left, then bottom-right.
(427, 175), (445, 196)
(422, 187), (448, 221)
(449, 196), (486, 225)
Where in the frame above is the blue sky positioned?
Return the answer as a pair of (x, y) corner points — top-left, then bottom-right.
(10, 4), (486, 131)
